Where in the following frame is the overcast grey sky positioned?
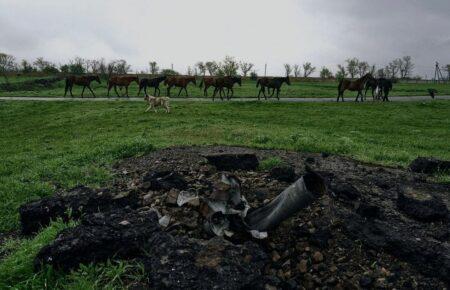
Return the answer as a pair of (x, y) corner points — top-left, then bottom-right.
(1, 0), (449, 77)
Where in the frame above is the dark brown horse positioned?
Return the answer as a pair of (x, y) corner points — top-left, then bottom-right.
(107, 75), (139, 97)
(337, 73), (373, 102)
(137, 76), (167, 96)
(164, 76), (196, 97)
(212, 76), (242, 101)
(256, 77), (291, 100)
(64, 75), (101, 97)
(198, 76), (217, 97)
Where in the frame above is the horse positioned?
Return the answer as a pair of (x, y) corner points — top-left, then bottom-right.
(364, 78), (379, 101)
(337, 73), (373, 102)
(107, 75), (139, 97)
(164, 76), (196, 97)
(212, 76), (242, 101)
(198, 76), (218, 97)
(256, 76), (291, 100)
(377, 78), (393, 101)
(137, 76), (167, 96)
(64, 75), (101, 97)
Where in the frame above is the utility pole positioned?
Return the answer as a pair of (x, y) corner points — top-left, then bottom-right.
(434, 61), (445, 83)
(264, 63), (267, 77)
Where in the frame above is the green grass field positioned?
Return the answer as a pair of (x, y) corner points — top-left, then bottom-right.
(1, 75), (450, 98)
(0, 100), (449, 288)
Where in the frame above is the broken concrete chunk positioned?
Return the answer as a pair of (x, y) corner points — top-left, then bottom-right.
(19, 186), (140, 235)
(409, 157), (450, 174)
(165, 189), (179, 205)
(246, 172), (327, 231)
(204, 153), (259, 171)
(158, 215), (171, 227)
(397, 189), (448, 222)
(177, 190), (199, 207)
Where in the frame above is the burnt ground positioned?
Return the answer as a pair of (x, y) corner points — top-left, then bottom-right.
(20, 146), (449, 289)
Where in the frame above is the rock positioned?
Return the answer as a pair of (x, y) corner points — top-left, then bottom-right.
(142, 192), (154, 206)
(313, 251), (324, 263)
(269, 166), (297, 182)
(204, 153), (259, 171)
(19, 186), (140, 235)
(397, 190), (448, 222)
(409, 157), (450, 174)
(142, 171), (187, 191)
(165, 189), (179, 205)
(272, 251), (281, 262)
(298, 259), (308, 273)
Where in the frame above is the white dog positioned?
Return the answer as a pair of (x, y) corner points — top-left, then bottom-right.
(144, 94), (170, 113)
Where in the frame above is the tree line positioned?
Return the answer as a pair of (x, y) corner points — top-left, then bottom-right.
(1, 52), (449, 83)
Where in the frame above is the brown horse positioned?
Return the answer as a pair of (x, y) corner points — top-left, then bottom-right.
(212, 76), (242, 101)
(64, 75), (101, 97)
(107, 75), (139, 97)
(198, 76), (217, 97)
(164, 76), (196, 97)
(337, 73), (373, 102)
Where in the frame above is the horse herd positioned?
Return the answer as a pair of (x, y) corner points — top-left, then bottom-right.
(64, 73), (392, 102)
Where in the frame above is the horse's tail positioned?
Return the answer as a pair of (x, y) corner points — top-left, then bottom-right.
(256, 79), (260, 88)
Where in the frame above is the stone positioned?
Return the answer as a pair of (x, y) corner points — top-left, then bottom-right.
(298, 259), (308, 273)
(313, 251), (324, 263)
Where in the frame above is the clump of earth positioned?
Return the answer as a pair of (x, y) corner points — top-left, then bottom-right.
(19, 146), (449, 289)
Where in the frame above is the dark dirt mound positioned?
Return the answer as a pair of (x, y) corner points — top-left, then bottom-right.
(21, 146), (449, 289)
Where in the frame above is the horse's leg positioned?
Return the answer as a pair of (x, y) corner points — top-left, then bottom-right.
(212, 87), (217, 101)
(125, 85), (130, 98)
(177, 87), (183, 97)
(229, 88), (234, 100)
(81, 86), (86, 98)
(276, 88), (280, 100)
(64, 83), (68, 97)
(184, 87), (188, 97)
(114, 85), (120, 97)
(88, 85), (96, 97)
(69, 85), (74, 97)
(167, 86), (171, 97)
